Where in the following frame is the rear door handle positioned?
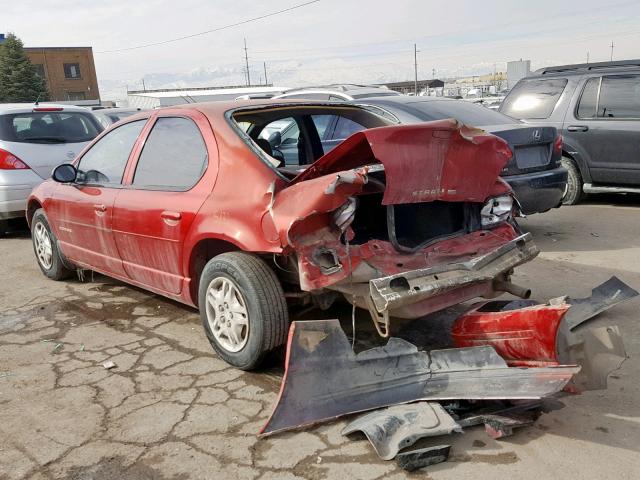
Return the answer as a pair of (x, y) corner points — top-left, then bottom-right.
(161, 211), (182, 222)
(93, 204), (106, 213)
(567, 125), (589, 132)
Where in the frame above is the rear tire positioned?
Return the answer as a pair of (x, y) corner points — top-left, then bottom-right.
(561, 157), (584, 205)
(198, 252), (289, 370)
(31, 209), (74, 280)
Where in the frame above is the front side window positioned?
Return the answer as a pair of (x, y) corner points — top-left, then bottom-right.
(77, 120), (145, 185)
(500, 78), (568, 119)
(598, 75), (640, 118)
(64, 63), (81, 79)
(133, 117), (208, 190)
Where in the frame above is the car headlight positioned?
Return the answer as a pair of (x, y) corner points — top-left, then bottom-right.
(481, 195), (513, 227)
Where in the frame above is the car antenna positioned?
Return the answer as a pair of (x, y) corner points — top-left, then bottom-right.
(34, 92), (41, 106)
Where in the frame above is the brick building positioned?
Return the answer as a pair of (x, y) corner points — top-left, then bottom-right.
(24, 47), (100, 105)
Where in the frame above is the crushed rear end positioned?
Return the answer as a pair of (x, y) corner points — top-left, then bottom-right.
(269, 120), (539, 335)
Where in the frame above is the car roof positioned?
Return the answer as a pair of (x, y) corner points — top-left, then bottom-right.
(353, 95), (455, 105)
(530, 59), (640, 78)
(0, 103), (93, 114)
(278, 85), (399, 97)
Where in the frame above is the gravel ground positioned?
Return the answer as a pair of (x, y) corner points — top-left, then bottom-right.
(1, 195), (640, 479)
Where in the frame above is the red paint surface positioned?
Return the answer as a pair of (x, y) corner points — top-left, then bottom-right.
(452, 302), (570, 366)
(291, 120), (513, 204)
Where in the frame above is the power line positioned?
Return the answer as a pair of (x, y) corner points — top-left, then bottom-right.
(95, 0), (321, 54)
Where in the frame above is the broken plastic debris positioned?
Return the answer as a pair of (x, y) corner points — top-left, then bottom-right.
(260, 320), (578, 436)
(102, 361), (117, 370)
(51, 343), (63, 353)
(342, 402), (461, 460)
(396, 445), (450, 471)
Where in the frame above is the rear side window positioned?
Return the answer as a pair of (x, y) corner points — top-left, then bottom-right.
(332, 116), (366, 140)
(0, 112), (101, 143)
(598, 75), (640, 118)
(133, 117), (208, 190)
(577, 77), (599, 119)
(77, 120), (146, 185)
(500, 78), (568, 119)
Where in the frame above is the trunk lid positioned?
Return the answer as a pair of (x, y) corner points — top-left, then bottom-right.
(1, 140), (90, 179)
(289, 119), (512, 205)
(482, 124), (558, 176)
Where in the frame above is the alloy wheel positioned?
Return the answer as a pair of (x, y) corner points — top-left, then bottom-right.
(205, 276), (250, 352)
(34, 222), (53, 270)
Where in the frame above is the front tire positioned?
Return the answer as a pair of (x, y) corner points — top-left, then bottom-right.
(561, 157), (584, 205)
(198, 252), (289, 370)
(31, 209), (73, 280)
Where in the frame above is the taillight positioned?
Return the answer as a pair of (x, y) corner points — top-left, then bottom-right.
(554, 134), (563, 154)
(0, 149), (30, 170)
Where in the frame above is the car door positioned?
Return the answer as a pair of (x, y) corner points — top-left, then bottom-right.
(112, 112), (215, 295)
(50, 119), (146, 276)
(566, 74), (640, 185)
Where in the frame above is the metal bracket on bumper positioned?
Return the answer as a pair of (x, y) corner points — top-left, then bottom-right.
(367, 233), (539, 333)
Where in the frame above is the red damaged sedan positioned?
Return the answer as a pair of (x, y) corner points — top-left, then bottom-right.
(27, 101), (538, 369)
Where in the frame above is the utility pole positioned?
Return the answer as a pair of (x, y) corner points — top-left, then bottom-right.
(141, 78), (146, 91)
(609, 41), (615, 61)
(244, 38), (251, 86)
(263, 62), (268, 86)
(586, 51), (590, 64)
(414, 44), (418, 95)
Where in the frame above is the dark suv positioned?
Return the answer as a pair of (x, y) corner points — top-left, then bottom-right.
(500, 60), (640, 204)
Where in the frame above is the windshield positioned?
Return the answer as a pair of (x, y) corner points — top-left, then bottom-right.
(500, 78), (568, 119)
(0, 111), (101, 143)
(404, 100), (516, 125)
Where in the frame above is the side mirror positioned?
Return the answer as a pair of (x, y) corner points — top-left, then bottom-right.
(52, 163), (77, 183)
(268, 131), (282, 147)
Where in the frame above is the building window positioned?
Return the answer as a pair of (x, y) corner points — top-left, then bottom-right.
(63, 63), (81, 79)
(67, 91), (86, 101)
(33, 64), (45, 78)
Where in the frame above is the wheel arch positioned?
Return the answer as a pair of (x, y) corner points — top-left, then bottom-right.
(26, 199), (43, 228)
(561, 142), (591, 183)
(187, 236), (243, 305)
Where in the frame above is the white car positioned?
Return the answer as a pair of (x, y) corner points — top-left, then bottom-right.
(0, 103), (102, 233)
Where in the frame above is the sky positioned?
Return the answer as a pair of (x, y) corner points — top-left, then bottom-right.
(2, 0), (639, 100)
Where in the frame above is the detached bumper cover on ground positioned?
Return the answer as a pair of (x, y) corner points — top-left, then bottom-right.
(260, 319), (579, 436)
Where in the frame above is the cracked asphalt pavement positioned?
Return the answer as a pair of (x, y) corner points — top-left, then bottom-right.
(2, 196), (640, 479)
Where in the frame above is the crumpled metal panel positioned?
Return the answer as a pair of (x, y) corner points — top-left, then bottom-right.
(260, 320), (579, 436)
(342, 402), (461, 460)
(289, 120), (513, 205)
(369, 233), (539, 313)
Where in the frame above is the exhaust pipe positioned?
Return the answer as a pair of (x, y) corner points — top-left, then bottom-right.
(494, 280), (531, 299)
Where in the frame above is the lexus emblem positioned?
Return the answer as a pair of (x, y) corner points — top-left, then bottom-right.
(532, 130), (541, 141)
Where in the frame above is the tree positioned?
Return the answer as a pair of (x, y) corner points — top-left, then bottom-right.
(0, 33), (49, 103)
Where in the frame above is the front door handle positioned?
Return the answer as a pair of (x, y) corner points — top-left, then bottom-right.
(93, 204), (106, 213)
(567, 125), (589, 132)
(161, 211), (182, 222)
